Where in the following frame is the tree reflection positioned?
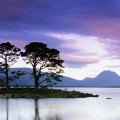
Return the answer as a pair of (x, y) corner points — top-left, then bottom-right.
(46, 114), (61, 120)
(34, 98), (40, 120)
(45, 101), (62, 120)
(4, 98), (62, 120)
(34, 98), (62, 120)
(6, 98), (9, 120)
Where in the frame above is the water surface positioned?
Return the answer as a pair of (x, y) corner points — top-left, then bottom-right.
(0, 87), (120, 120)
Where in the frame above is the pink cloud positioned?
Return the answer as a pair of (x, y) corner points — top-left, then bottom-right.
(98, 39), (120, 58)
(61, 54), (99, 68)
(0, 40), (29, 49)
(84, 19), (120, 39)
(67, 18), (120, 59)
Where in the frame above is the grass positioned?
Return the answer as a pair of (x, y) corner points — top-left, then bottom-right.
(0, 88), (99, 98)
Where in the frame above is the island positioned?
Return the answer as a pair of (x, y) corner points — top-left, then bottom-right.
(0, 88), (99, 98)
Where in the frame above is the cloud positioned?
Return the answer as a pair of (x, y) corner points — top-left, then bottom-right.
(106, 65), (120, 68)
(0, 0), (120, 36)
(99, 39), (120, 59)
(83, 19), (120, 39)
(0, 0), (120, 69)
(61, 54), (99, 68)
(46, 32), (107, 56)
(46, 32), (108, 67)
(0, 40), (29, 49)
(45, 32), (120, 68)
(0, 31), (64, 49)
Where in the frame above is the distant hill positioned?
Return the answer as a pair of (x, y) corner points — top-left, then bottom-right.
(78, 70), (120, 87)
(4, 68), (79, 87)
(1, 68), (120, 87)
(9, 68), (34, 86)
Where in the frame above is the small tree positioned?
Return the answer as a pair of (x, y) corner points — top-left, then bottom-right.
(0, 42), (21, 91)
(21, 42), (64, 90)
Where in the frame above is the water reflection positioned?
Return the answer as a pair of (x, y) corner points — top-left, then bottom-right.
(1, 98), (62, 120)
(1, 88), (120, 120)
(6, 98), (9, 120)
(34, 98), (40, 120)
(34, 98), (62, 120)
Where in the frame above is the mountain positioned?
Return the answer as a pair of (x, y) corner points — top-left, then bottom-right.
(57, 70), (120, 87)
(11, 70), (80, 87)
(1, 68), (120, 87)
(8, 68), (34, 86)
(55, 76), (80, 86)
(0, 68), (80, 87)
(79, 70), (120, 87)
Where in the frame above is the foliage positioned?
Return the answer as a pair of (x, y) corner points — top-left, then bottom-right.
(0, 70), (25, 88)
(0, 42), (21, 91)
(10, 70), (25, 80)
(21, 42), (64, 89)
(0, 77), (5, 88)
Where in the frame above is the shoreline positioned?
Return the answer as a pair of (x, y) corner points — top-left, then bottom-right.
(0, 88), (99, 98)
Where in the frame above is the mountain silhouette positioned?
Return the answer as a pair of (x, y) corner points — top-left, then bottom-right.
(57, 70), (120, 87)
(78, 70), (120, 87)
(1, 68), (120, 87)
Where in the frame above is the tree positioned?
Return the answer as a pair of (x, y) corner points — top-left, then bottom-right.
(21, 42), (64, 90)
(0, 42), (21, 91)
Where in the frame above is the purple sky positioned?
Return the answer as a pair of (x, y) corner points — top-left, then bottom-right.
(1, 0), (120, 79)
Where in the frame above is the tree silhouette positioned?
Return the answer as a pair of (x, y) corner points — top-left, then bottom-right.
(21, 42), (64, 90)
(0, 42), (21, 91)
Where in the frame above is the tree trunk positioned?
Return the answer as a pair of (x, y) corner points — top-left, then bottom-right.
(33, 67), (39, 90)
(5, 61), (9, 92)
(35, 78), (39, 90)
(6, 68), (9, 92)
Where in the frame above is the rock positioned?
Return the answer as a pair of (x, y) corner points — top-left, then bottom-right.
(106, 98), (112, 99)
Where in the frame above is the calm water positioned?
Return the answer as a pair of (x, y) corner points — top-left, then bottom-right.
(0, 87), (120, 120)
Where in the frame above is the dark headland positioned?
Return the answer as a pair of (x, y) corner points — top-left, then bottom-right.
(0, 88), (99, 98)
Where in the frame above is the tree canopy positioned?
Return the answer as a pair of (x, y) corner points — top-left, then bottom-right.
(21, 42), (64, 89)
(0, 42), (21, 91)
(0, 42), (64, 90)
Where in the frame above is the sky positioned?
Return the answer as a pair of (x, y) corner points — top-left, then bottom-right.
(1, 0), (120, 80)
